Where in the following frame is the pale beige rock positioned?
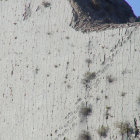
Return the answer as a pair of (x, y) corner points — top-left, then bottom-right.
(0, 0), (140, 140)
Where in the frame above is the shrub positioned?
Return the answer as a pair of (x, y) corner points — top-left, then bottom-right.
(42, 2), (51, 8)
(97, 125), (109, 138)
(82, 72), (96, 85)
(115, 122), (133, 136)
(79, 131), (91, 140)
(85, 59), (92, 64)
(121, 92), (127, 97)
(79, 106), (92, 117)
(106, 75), (115, 83)
(137, 96), (140, 105)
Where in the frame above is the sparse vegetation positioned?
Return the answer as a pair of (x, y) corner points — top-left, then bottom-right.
(65, 74), (68, 79)
(97, 125), (109, 138)
(63, 137), (69, 140)
(66, 36), (70, 39)
(105, 106), (112, 119)
(106, 106), (111, 110)
(35, 67), (39, 74)
(67, 84), (72, 89)
(105, 95), (108, 99)
(79, 131), (91, 140)
(85, 59), (92, 64)
(47, 32), (51, 35)
(82, 72), (96, 85)
(121, 92), (127, 97)
(115, 119), (140, 139)
(42, 1), (51, 8)
(54, 65), (58, 68)
(134, 118), (139, 138)
(96, 97), (100, 102)
(79, 106), (92, 117)
(116, 122), (134, 136)
(106, 75), (115, 83)
(137, 96), (140, 105)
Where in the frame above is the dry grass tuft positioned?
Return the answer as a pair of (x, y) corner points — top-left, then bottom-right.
(106, 75), (115, 83)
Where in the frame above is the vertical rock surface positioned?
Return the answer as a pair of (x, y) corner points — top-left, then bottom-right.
(0, 0), (140, 140)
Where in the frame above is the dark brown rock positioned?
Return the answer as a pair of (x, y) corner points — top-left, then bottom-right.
(69, 0), (136, 32)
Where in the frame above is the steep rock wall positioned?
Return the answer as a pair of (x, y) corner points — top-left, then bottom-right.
(0, 0), (140, 140)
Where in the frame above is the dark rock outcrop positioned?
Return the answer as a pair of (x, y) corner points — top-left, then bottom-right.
(69, 0), (137, 32)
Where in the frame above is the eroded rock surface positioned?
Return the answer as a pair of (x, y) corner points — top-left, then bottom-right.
(69, 0), (136, 32)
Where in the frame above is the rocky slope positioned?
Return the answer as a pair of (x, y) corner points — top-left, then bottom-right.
(69, 0), (137, 32)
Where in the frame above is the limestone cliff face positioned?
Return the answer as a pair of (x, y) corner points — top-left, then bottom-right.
(0, 0), (140, 140)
